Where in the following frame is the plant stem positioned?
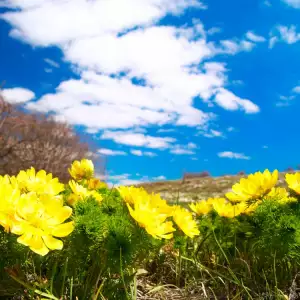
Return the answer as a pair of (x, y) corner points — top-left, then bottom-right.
(9, 274), (59, 300)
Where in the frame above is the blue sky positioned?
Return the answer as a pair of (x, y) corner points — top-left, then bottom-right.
(1, 0), (300, 185)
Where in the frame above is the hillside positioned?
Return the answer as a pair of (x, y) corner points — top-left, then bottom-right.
(137, 172), (289, 203)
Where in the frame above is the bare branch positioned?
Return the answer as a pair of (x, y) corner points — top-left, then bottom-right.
(0, 94), (102, 182)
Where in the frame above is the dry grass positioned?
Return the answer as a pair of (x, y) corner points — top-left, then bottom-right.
(136, 172), (289, 203)
(136, 277), (204, 300)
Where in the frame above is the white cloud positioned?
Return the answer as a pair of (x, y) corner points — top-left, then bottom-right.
(269, 25), (300, 47)
(131, 149), (157, 157)
(130, 149), (143, 156)
(106, 172), (166, 186)
(277, 85), (300, 107)
(0, 0), (49, 9)
(276, 95), (296, 107)
(44, 68), (53, 73)
(268, 36), (278, 48)
(98, 148), (127, 156)
(187, 142), (197, 149)
(101, 131), (176, 149)
(171, 148), (195, 155)
(145, 151), (157, 157)
(153, 175), (166, 180)
(207, 27), (221, 35)
(282, 0), (300, 8)
(292, 86), (300, 93)
(2, 0), (259, 135)
(44, 58), (59, 68)
(217, 39), (256, 55)
(26, 74), (177, 129)
(214, 88), (260, 113)
(218, 151), (250, 160)
(157, 128), (176, 133)
(170, 144), (196, 155)
(262, 145), (268, 149)
(2, 87), (35, 103)
(278, 25), (300, 43)
(85, 127), (100, 134)
(1, 0), (205, 46)
(232, 79), (244, 85)
(227, 126), (235, 132)
(246, 31), (266, 42)
(202, 129), (223, 138)
(25, 36), (218, 129)
(106, 173), (142, 186)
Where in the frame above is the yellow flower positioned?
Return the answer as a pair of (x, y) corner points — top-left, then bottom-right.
(127, 202), (175, 239)
(236, 201), (260, 215)
(8, 175), (20, 189)
(172, 206), (200, 238)
(0, 174), (11, 185)
(69, 159), (94, 181)
(266, 187), (297, 204)
(87, 178), (107, 190)
(148, 221), (175, 239)
(11, 193), (74, 256)
(0, 182), (21, 232)
(122, 187), (175, 239)
(68, 180), (102, 205)
(119, 186), (173, 215)
(89, 190), (103, 202)
(117, 186), (149, 205)
(69, 180), (90, 199)
(189, 198), (217, 216)
(212, 198), (234, 218)
(226, 169), (278, 203)
(286, 173), (300, 195)
(67, 193), (79, 206)
(149, 193), (173, 216)
(280, 197), (297, 204)
(267, 187), (289, 198)
(16, 168), (64, 196)
(212, 198), (252, 218)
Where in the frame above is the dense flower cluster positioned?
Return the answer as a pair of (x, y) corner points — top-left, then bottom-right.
(67, 159), (104, 206)
(2, 160), (300, 258)
(118, 186), (199, 239)
(189, 169), (300, 219)
(189, 197), (258, 218)
(2, 160), (300, 299)
(0, 168), (73, 256)
(225, 169), (279, 203)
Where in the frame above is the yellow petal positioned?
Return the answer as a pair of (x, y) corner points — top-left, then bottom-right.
(17, 233), (33, 246)
(67, 194), (79, 206)
(51, 221), (74, 237)
(18, 233), (50, 255)
(10, 222), (25, 235)
(160, 233), (174, 239)
(47, 206), (73, 225)
(42, 235), (63, 250)
(30, 243), (49, 256)
(28, 235), (44, 249)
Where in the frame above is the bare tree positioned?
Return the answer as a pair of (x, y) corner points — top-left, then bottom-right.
(0, 94), (101, 182)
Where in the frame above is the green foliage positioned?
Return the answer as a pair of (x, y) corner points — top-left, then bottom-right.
(0, 188), (164, 299)
(174, 198), (300, 298)
(4, 183), (300, 299)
